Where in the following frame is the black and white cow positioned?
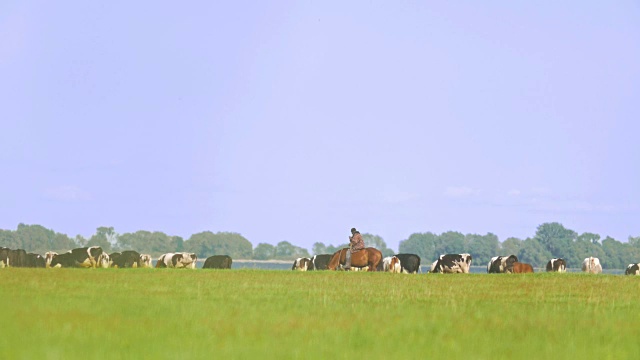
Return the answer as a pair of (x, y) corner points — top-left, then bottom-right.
(430, 253), (472, 274)
(311, 254), (332, 271)
(0, 247), (10, 268)
(48, 246), (105, 268)
(203, 255), (233, 269)
(44, 251), (58, 268)
(546, 258), (567, 273)
(394, 254), (421, 274)
(487, 255), (519, 273)
(625, 263), (640, 275)
(156, 252), (198, 269)
(292, 257), (313, 271)
(382, 256), (402, 273)
(140, 254), (152, 268)
(25, 253), (46, 268)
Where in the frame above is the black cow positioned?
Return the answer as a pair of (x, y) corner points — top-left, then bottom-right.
(430, 253), (472, 274)
(25, 253), (46, 268)
(546, 258), (567, 273)
(488, 255), (519, 273)
(394, 254), (421, 274)
(8, 249), (27, 267)
(311, 254), (332, 271)
(110, 250), (144, 268)
(0, 247), (9, 268)
(203, 255), (233, 269)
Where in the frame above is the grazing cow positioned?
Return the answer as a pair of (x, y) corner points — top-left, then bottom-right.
(203, 255), (232, 269)
(291, 257), (313, 271)
(511, 262), (534, 273)
(311, 254), (332, 271)
(625, 263), (640, 275)
(487, 255), (519, 273)
(546, 258), (567, 273)
(383, 256), (402, 273)
(25, 253), (46, 268)
(156, 252), (198, 269)
(430, 253), (473, 274)
(582, 257), (602, 274)
(394, 254), (421, 274)
(0, 247), (9, 268)
(110, 250), (147, 268)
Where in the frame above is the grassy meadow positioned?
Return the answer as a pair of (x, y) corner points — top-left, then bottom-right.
(1, 268), (639, 359)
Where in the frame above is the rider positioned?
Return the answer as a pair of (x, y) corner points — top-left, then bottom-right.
(344, 227), (365, 270)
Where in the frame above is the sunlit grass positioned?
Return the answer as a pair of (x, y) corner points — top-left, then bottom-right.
(1, 269), (638, 359)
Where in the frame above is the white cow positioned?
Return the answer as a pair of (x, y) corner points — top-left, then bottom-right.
(582, 257), (602, 274)
(140, 254), (153, 268)
(382, 256), (402, 273)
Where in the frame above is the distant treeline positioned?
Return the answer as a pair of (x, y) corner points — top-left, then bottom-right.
(1, 223), (638, 269)
(398, 222), (640, 269)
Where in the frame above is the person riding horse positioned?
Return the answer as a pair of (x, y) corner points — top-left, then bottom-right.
(344, 227), (365, 270)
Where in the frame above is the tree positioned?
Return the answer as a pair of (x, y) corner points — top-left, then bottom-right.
(572, 232), (605, 268)
(253, 243), (276, 260)
(87, 227), (116, 252)
(273, 241), (309, 260)
(116, 231), (182, 255)
(535, 222), (576, 257)
(398, 232), (438, 262)
(0, 229), (19, 249)
(501, 237), (523, 256)
(183, 231), (252, 259)
(467, 233), (500, 266)
(361, 233), (394, 257)
(517, 237), (552, 267)
(312, 242), (327, 255)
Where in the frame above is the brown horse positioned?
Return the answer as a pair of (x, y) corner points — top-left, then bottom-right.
(327, 247), (382, 271)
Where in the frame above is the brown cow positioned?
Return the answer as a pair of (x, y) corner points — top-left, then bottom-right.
(511, 262), (534, 273)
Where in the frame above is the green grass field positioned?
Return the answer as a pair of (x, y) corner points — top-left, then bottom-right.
(1, 269), (639, 359)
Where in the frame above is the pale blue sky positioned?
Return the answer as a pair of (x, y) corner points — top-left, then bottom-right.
(1, 1), (639, 251)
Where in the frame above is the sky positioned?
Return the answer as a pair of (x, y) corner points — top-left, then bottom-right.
(1, 1), (639, 252)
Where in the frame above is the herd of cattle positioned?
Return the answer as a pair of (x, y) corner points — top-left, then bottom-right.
(293, 252), (640, 275)
(0, 246), (233, 269)
(2, 245), (640, 275)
